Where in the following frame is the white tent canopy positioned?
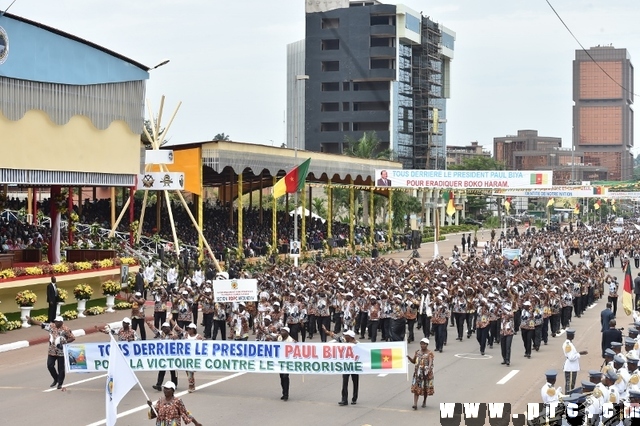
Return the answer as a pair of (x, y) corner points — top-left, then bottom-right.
(289, 207), (326, 224)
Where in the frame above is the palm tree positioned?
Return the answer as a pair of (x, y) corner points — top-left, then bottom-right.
(213, 133), (231, 141)
(343, 131), (392, 226)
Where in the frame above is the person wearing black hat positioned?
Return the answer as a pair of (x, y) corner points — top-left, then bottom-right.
(603, 369), (620, 403)
(602, 349), (616, 375)
(541, 370), (561, 404)
(627, 356), (640, 395)
(613, 354), (629, 400)
(602, 319), (623, 358)
(563, 329), (588, 394)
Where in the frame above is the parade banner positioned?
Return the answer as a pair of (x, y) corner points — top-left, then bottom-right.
(501, 248), (522, 260)
(213, 279), (258, 302)
(137, 172), (184, 190)
(65, 341), (407, 375)
(494, 187), (595, 198)
(374, 169), (553, 189)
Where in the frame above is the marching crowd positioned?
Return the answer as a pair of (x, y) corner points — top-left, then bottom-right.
(30, 219), (640, 424)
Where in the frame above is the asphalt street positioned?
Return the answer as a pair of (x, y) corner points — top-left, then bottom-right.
(0, 231), (629, 426)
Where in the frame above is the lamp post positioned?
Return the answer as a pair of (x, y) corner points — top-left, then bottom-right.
(151, 59), (171, 70)
(293, 75), (309, 255)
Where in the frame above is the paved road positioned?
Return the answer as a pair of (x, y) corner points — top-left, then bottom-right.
(0, 233), (631, 426)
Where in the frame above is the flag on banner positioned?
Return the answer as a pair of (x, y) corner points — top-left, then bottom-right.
(106, 335), (138, 426)
(547, 198), (554, 207)
(529, 173), (549, 185)
(504, 197), (512, 213)
(573, 204), (580, 214)
(594, 200), (601, 210)
(273, 158), (311, 199)
(371, 348), (403, 369)
(443, 191), (456, 216)
(612, 199), (617, 212)
(623, 259), (634, 316)
(593, 186), (603, 195)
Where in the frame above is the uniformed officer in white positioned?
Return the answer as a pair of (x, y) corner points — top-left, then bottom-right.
(563, 329), (588, 393)
(581, 380), (601, 422)
(613, 354), (630, 400)
(603, 369), (621, 404)
(627, 356), (640, 394)
(541, 370), (562, 404)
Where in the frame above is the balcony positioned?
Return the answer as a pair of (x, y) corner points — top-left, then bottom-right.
(370, 25), (396, 37)
(370, 46), (396, 58)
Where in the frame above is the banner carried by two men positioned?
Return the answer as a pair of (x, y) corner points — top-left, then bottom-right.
(65, 341), (407, 375)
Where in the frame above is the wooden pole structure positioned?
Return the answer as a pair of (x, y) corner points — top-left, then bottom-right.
(68, 187), (74, 246)
(129, 187), (135, 246)
(110, 187), (116, 229)
(109, 196), (130, 238)
(163, 190), (180, 254)
(136, 190), (149, 244)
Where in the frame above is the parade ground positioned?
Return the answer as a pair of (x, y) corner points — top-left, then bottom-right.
(0, 229), (624, 426)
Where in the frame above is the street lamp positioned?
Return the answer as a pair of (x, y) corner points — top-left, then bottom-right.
(293, 75), (309, 249)
(151, 59), (171, 70)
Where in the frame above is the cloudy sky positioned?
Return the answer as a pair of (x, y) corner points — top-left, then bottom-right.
(6, 0), (640, 155)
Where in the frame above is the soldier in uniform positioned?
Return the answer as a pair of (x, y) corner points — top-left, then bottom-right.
(613, 354), (630, 401)
(541, 370), (562, 404)
(563, 329), (588, 394)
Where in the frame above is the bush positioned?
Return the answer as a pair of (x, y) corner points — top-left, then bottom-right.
(32, 314), (48, 323)
(15, 290), (37, 307)
(101, 280), (120, 296)
(6, 320), (21, 331)
(62, 310), (78, 321)
(74, 284), (94, 300)
(0, 312), (7, 333)
(85, 306), (105, 316)
(0, 269), (15, 279)
(74, 262), (93, 271)
(114, 302), (132, 310)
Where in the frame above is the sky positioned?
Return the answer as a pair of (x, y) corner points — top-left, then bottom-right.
(4, 0), (640, 156)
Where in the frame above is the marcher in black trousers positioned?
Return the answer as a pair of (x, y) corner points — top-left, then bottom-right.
(476, 324), (489, 355)
(501, 335), (513, 365)
(280, 374), (290, 400)
(340, 374), (359, 405)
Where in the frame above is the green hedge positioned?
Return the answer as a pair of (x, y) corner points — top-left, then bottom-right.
(440, 225), (479, 234)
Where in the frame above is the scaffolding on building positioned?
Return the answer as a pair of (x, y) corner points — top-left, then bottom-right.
(412, 18), (444, 170)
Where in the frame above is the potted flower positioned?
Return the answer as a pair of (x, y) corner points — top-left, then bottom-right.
(55, 288), (68, 317)
(0, 312), (8, 333)
(15, 290), (37, 328)
(101, 280), (120, 312)
(73, 284), (93, 317)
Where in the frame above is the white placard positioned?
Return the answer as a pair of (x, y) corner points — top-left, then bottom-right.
(136, 172), (184, 190)
(145, 150), (174, 164)
(213, 279), (258, 303)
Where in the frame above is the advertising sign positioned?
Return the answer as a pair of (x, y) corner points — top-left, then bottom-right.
(213, 279), (258, 303)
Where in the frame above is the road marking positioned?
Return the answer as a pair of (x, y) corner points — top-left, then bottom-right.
(86, 372), (246, 426)
(496, 369), (519, 385)
(587, 303), (598, 310)
(43, 374), (107, 393)
(555, 329), (566, 337)
(377, 373), (388, 377)
(453, 353), (493, 360)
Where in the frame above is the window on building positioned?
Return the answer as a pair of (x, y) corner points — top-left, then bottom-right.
(353, 122), (389, 131)
(322, 61), (340, 72)
(321, 122), (340, 132)
(370, 37), (395, 47)
(342, 102), (350, 111)
(321, 82), (340, 91)
(370, 58), (394, 69)
(353, 101), (389, 111)
(321, 39), (340, 50)
(321, 18), (340, 29)
(343, 82), (350, 91)
(342, 122), (350, 131)
(370, 15), (395, 26)
(353, 81), (390, 91)
(321, 102), (340, 112)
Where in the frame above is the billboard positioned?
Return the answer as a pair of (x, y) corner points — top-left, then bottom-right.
(374, 169), (553, 189)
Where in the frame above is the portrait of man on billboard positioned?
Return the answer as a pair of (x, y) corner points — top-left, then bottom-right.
(377, 170), (391, 187)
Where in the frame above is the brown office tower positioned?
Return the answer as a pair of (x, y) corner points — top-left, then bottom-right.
(573, 46), (634, 181)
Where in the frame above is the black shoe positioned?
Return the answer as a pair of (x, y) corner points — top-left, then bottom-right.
(351, 400), (357, 405)
(489, 345), (493, 349)
(506, 362), (510, 366)
(339, 401), (348, 406)
(481, 352), (485, 356)
(467, 334), (471, 339)
(439, 349), (443, 353)
(50, 380), (58, 387)
(501, 361), (506, 365)
(544, 341), (548, 345)
(281, 396), (288, 401)
(57, 384), (62, 389)
(152, 385), (162, 391)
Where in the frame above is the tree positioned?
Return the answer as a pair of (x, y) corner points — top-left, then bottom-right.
(213, 133), (231, 141)
(343, 131), (392, 226)
(311, 197), (327, 220)
(391, 191), (421, 231)
(449, 156), (505, 219)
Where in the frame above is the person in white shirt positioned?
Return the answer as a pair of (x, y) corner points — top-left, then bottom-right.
(192, 266), (204, 287)
(166, 265), (178, 289)
(277, 327), (295, 401)
(541, 370), (562, 404)
(563, 329), (588, 393)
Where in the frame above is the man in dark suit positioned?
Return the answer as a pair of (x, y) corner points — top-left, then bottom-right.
(46, 276), (58, 323)
(600, 302), (615, 332)
(135, 270), (145, 295)
(601, 319), (622, 358)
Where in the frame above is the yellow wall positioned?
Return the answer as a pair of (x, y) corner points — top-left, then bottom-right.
(0, 110), (140, 175)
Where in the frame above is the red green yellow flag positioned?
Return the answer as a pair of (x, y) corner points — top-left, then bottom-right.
(623, 259), (634, 316)
(442, 191), (456, 216)
(273, 158), (311, 199)
(371, 348), (403, 369)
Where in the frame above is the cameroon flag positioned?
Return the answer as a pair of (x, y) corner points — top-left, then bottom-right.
(443, 191), (456, 217)
(273, 158), (311, 199)
(623, 259), (634, 316)
(371, 348), (403, 369)
(530, 173), (549, 185)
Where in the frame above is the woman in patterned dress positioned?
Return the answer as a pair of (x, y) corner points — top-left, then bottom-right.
(147, 381), (202, 426)
(407, 337), (434, 410)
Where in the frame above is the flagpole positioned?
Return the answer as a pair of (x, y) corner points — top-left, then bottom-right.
(108, 334), (157, 416)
